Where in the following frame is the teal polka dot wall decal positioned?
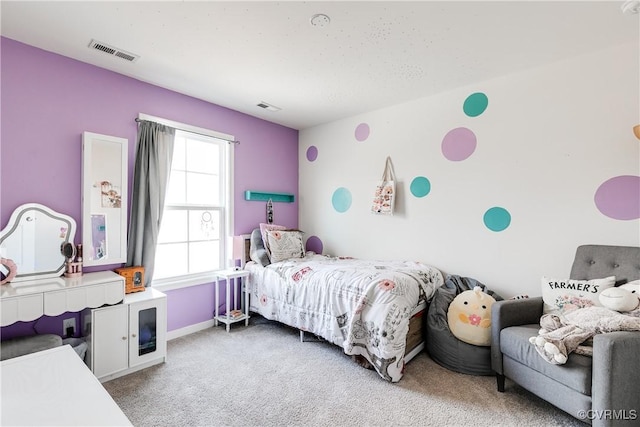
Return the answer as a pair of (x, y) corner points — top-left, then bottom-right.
(483, 207), (511, 232)
(332, 187), (352, 213)
(463, 92), (488, 117)
(410, 176), (431, 198)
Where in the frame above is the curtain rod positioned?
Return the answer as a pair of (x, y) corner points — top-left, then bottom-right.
(135, 118), (240, 144)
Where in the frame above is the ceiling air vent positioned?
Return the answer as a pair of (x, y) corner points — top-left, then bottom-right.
(88, 39), (139, 62)
(256, 101), (281, 112)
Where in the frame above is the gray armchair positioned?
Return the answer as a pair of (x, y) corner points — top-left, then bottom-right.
(491, 245), (640, 426)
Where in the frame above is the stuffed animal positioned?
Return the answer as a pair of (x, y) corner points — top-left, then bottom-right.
(0, 258), (17, 285)
(599, 282), (639, 312)
(447, 286), (496, 346)
(529, 282), (640, 365)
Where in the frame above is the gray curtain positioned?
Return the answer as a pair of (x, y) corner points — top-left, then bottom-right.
(127, 120), (175, 286)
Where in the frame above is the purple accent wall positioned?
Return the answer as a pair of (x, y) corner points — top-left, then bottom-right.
(1, 37), (298, 336)
(0, 312), (82, 341)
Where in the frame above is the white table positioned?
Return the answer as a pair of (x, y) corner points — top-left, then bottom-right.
(1, 345), (131, 426)
(214, 269), (250, 332)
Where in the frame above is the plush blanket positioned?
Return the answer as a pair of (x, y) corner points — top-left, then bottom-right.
(247, 253), (444, 382)
(530, 306), (640, 364)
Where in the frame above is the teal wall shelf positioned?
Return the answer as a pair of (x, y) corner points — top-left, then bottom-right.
(244, 191), (295, 203)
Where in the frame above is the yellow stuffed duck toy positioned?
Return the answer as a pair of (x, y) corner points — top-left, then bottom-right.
(447, 286), (496, 346)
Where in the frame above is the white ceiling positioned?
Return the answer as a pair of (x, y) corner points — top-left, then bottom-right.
(1, 1), (638, 130)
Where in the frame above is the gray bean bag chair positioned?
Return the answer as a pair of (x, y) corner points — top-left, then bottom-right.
(425, 275), (503, 375)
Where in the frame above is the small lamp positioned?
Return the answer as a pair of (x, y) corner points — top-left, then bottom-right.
(232, 236), (247, 269)
(633, 124), (640, 140)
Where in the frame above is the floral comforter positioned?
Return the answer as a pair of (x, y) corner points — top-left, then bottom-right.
(246, 253), (444, 382)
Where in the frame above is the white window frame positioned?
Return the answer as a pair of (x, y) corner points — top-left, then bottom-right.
(137, 113), (235, 292)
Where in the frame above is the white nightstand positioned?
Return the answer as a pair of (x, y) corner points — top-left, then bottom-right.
(214, 269), (250, 332)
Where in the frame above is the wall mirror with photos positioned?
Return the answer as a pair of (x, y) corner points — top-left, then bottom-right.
(82, 131), (128, 267)
(0, 203), (76, 282)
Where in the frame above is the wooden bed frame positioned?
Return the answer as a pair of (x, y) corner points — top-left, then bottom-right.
(298, 305), (425, 362)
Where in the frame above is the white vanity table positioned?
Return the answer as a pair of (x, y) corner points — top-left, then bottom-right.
(0, 270), (125, 327)
(1, 271), (168, 382)
(1, 203), (167, 385)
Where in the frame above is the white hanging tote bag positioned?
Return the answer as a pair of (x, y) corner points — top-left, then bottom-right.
(371, 156), (396, 215)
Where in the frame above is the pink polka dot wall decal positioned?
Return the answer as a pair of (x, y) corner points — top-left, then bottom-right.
(355, 123), (370, 142)
(306, 145), (318, 162)
(442, 127), (477, 161)
(594, 175), (640, 220)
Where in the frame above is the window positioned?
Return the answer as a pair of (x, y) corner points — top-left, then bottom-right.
(153, 128), (231, 286)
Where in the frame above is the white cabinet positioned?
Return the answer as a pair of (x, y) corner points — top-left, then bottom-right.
(128, 290), (167, 369)
(84, 288), (166, 382)
(91, 304), (129, 379)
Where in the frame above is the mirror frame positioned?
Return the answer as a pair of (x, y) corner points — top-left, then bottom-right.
(82, 131), (128, 267)
(0, 203), (76, 281)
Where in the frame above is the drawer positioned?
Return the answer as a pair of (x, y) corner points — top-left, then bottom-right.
(1, 294), (44, 326)
(44, 280), (124, 316)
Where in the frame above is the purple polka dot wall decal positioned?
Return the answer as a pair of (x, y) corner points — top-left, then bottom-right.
(305, 235), (324, 254)
(306, 146), (318, 162)
(442, 127), (477, 161)
(594, 175), (640, 220)
(355, 123), (370, 142)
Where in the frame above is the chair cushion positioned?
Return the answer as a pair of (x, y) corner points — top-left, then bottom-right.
(500, 324), (593, 395)
(1, 334), (62, 361)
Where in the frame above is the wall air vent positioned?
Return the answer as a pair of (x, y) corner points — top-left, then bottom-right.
(88, 39), (139, 62)
(256, 101), (281, 112)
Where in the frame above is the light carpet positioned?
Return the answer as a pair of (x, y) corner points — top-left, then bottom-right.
(104, 317), (585, 427)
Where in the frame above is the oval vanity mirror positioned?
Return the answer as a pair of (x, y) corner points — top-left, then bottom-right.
(0, 203), (76, 282)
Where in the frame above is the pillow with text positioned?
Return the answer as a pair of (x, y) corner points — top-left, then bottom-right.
(541, 276), (616, 314)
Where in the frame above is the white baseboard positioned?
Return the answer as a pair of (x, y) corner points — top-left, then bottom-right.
(167, 319), (215, 341)
(99, 357), (165, 383)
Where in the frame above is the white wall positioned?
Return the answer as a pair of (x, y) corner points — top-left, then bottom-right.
(298, 42), (639, 298)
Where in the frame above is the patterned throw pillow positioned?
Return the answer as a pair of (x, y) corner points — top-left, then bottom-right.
(266, 230), (305, 263)
(541, 276), (616, 314)
(259, 223), (287, 261)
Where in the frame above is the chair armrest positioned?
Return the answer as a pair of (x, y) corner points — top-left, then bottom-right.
(491, 297), (543, 375)
(493, 297), (544, 329)
(592, 331), (640, 427)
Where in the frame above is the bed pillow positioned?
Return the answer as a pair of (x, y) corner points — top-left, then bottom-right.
(266, 230), (305, 263)
(541, 276), (616, 314)
(259, 223), (287, 260)
(249, 228), (271, 267)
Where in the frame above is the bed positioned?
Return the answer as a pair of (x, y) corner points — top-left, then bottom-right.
(244, 227), (444, 382)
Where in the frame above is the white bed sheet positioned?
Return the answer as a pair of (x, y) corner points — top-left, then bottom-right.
(246, 253), (444, 382)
